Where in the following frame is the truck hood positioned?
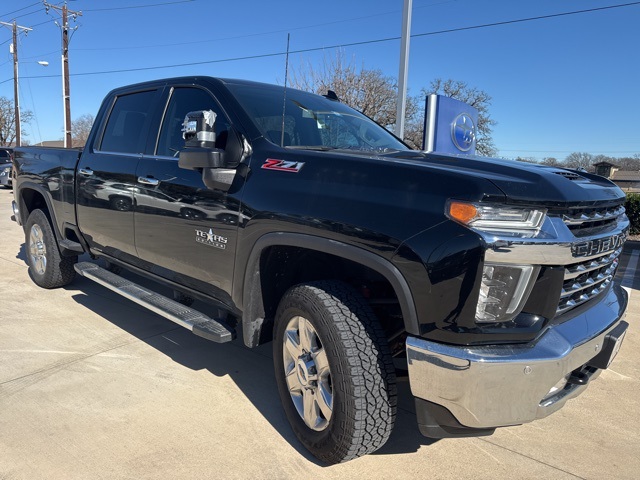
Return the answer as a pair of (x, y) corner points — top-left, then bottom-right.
(387, 151), (625, 208)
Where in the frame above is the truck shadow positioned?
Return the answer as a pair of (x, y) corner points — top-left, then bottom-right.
(15, 242), (27, 262)
(66, 270), (435, 464)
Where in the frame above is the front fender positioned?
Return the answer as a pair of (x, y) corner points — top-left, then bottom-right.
(238, 232), (420, 347)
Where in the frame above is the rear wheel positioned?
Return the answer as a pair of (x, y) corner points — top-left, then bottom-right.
(273, 281), (397, 464)
(25, 209), (76, 288)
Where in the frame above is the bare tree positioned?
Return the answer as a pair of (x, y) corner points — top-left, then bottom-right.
(541, 157), (560, 166)
(289, 56), (497, 155)
(564, 152), (595, 170)
(598, 154), (640, 171)
(618, 157), (640, 170)
(290, 52), (418, 134)
(515, 156), (539, 164)
(72, 113), (95, 148)
(0, 96), (34, 146)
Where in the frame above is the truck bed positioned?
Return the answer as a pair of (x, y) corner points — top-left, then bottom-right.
(13, 146), (82, 238)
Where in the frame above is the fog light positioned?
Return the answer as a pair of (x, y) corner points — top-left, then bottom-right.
(476, 264), (538, 323)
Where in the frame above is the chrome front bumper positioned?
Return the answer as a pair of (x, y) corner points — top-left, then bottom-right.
(406, 284), (628, 429)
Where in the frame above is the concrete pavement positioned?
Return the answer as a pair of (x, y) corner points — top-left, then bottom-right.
(1, 186), (638, 479)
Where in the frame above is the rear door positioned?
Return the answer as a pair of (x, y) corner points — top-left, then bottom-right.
(76, 88), (163, 260)
(133, 86), (242, 298)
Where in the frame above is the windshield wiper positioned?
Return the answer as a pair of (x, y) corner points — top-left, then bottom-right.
(285, 145), (338, 151)
(379, 149), (427, 159)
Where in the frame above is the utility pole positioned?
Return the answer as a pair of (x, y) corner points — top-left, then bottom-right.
(395, 0), (412, 140)
(0, 21), (32, 147)
(44, 1), (82, 148)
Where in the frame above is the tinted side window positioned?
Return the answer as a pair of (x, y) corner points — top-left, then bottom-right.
(99, 90), (157, 154)
(156, 87), (230, 157)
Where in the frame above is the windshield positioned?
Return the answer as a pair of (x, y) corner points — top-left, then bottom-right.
(226, 83), (409, 152)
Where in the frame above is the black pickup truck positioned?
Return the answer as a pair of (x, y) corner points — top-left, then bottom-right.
(11, 77), (629, 464)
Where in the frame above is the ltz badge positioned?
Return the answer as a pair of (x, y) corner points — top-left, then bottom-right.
(195, 228), (228, 250)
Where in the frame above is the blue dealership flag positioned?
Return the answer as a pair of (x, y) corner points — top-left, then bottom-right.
(423, 95), (479, 155)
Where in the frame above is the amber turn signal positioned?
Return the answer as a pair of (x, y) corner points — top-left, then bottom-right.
(448, 201), (478, 224)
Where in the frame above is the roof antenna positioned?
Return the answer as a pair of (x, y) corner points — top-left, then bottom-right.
(280, 33), (290, 148)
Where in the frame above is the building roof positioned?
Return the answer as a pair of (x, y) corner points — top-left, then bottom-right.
(611, 170), (640, 181)
(33, 140), (65, 148)
(594, 161), (620, 168)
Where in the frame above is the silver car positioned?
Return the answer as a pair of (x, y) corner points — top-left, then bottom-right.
(0, 148), (13, 188)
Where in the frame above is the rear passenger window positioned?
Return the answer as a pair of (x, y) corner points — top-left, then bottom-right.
(99, 90), (157, 154)
(156, 87), (230, 158)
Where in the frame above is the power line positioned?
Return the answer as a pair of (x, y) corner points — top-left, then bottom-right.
(83, 0), (196, 12)
(11, 9), (44, 21)
(411, 1), (640, 40)
(0, 2), (41, 19)
(3, 1), (640, 84)
(74, 0), (459, 52)
(26, 19), (56, 29)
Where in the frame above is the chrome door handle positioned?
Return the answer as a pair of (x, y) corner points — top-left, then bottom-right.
(79, 168), (94, 176)
(137, 176), (159, 186)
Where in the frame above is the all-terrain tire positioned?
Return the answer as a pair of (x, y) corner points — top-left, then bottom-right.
(273, 280), (397, 464)
(25, 209), (76, 288)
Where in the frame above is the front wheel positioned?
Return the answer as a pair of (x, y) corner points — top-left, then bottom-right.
(273, 281), (397, 464)
(25, 209), (76, 288)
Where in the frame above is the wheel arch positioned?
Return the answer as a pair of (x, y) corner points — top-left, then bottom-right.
(16, 182), (86, 256)
(17, 183), (58, 233)
(239, 232), (419, 348)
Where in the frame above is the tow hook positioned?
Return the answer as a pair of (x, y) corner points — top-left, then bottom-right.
(566, 368), (591, 386)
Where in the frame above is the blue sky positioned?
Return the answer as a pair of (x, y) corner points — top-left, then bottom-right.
(0, 0), (638, 161)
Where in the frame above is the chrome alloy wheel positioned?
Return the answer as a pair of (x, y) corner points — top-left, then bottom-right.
(282, 315), (333, 431)
(29, 224), (47, 275)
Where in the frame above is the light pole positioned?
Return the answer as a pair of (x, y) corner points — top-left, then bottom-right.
(395, 0), (413, 140)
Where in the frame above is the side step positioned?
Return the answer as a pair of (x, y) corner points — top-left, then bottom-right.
(74, 262), (235, 343)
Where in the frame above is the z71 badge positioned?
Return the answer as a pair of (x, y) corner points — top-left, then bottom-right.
(261, 159), (305, 173)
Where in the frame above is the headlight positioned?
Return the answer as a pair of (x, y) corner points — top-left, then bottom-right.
(1, 167), (10, 175)
(447, 201), (546, 232)
(446, 201), (545, 324)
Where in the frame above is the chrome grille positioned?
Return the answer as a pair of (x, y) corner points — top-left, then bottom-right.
(561, 205), (625, 237)
(557, 247), (621, 315)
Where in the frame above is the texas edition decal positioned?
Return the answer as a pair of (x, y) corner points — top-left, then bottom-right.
(195, 228), (228, 250)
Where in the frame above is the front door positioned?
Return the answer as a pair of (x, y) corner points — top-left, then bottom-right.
(133, 86), (242, 299)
